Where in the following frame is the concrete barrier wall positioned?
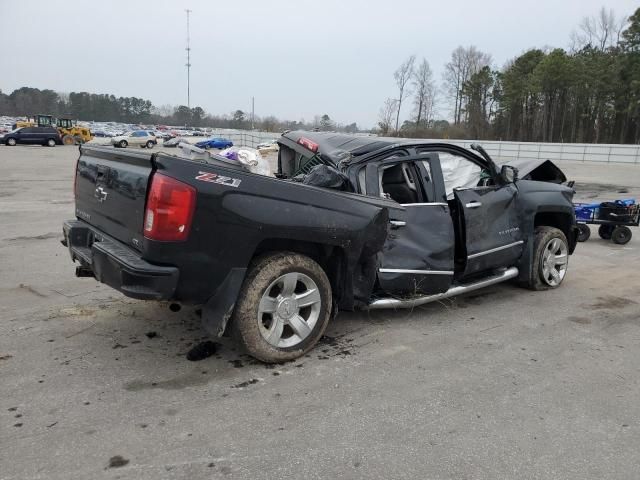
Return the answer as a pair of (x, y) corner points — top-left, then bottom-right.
(163, 129), (640, 164)
(441, 139), (640, 164)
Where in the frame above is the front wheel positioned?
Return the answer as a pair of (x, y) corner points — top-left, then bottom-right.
(6, 138), (16, 146)
(146, 140), (154, 149)
(231, 252), (332, 363)
(119, 140), (128, 148)
(526, 226), (569, 290)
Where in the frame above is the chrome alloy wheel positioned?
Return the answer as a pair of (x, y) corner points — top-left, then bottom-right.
(257, 272), (322, 348)
(541, 237), (568, 286)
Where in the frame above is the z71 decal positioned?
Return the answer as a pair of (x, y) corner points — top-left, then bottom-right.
(195, 171), (241, 188)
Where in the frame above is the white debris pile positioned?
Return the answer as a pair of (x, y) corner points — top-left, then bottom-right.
(176, 143), (273, 177)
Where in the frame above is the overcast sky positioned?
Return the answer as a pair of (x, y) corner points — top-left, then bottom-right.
(0, 0), (638, 128)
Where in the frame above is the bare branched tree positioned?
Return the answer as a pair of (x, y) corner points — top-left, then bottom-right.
(570, 7), (621, 51)
(412, 58), (436, 128)
(393, 55), (416, 133)
(442, 46), (491, 124)
(378, 97), (398, 135)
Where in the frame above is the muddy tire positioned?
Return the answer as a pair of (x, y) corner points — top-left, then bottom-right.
(612, 226), (632, 245)
(231, 252), (332, 363)
(576, 224), (590, 242)
(525, 226), (569, 291)
(62, 135), (75, 145)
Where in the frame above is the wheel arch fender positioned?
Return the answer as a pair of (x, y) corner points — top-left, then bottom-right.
(201, 239), (347, 338)
(516, 208), (576, 284)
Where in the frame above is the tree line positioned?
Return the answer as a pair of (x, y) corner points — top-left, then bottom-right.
(0, 87), (358, 133)
(381, 6), (640, 144)
(2, 6), (639, 143)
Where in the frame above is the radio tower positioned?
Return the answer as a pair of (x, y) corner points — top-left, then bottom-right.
(185, 9), (192, 110)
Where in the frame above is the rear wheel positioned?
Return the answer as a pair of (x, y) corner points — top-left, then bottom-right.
(612, 226), (632, 245)
(6, 138), (16, 146)
(231, 252), (332, 363)
(146, 140), (154, 149)
(119, 140), (128, 148)
(598, 225), (614, 240)
(576, 224), (591, 242)
(46, 138), (56, 147)
(526, 226), (569, 290)
(62, 135), (75, 145)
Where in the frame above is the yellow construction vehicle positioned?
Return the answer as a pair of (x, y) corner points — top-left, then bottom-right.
(12, 114), (92, 144)
(12, 114), (53, 129)
(56, 118), (92, 145)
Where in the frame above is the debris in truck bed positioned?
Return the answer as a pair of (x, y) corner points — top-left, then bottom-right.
(294, 164), (354, 191)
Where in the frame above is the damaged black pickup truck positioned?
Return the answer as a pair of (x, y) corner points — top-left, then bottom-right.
(63, 131), (578, 362)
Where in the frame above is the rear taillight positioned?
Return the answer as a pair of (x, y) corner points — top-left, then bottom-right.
(144, 173), (196, 242)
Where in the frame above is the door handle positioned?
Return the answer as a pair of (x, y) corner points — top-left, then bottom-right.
(465, 201), (482, 209)
(389, 220), (406, 228)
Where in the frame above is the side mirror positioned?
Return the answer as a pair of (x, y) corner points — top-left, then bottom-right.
(501, 164), (519, 183)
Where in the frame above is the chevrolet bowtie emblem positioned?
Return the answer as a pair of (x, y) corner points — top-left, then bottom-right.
(94, 186), (108, 202)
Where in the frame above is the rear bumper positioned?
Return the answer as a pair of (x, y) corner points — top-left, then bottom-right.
(62, 220), (179, 300)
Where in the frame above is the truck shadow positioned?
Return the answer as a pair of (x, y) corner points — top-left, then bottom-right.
(78, 283), (523, 388)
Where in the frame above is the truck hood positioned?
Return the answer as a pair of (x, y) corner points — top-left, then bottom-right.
(504, 158), (567, 184)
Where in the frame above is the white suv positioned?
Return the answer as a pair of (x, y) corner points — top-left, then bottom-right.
(111, 130), (157, 148)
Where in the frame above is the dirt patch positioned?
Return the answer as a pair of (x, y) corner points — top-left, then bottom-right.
(124, 372), (211, 392)
(18, 284), (47, 298)
(47, 306), (96, 320)
(6, 232), (58, 242)
(231, 378), (259, 389)
(106, 456), (129, 469)
(574, 182), (630, 199)
(590, 295), (637, 310)
(568, 316), (591, 324)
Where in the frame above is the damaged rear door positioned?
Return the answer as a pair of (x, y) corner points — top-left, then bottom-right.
(364, 153), (455, 295)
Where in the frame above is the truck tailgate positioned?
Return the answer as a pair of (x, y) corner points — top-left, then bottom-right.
(75, 146), (152, 250)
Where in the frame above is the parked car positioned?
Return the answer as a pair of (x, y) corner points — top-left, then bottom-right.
(195, 137), (233, 149)
(111, 130), (157, 148)
(256, 139), (279, 152)
(163, 136), (187, 148)
(153, 131), (171, 139)
(62, 131), (578, 363)
(1, 126), (61, 147)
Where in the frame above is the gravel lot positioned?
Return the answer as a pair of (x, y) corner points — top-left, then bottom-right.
(1, 144), (640, 480)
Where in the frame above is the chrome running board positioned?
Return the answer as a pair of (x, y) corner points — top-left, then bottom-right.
(367, 267), (519, 310)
